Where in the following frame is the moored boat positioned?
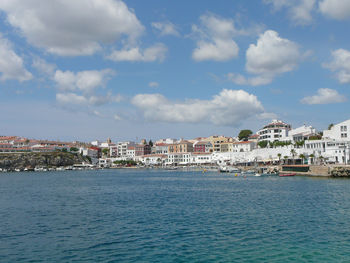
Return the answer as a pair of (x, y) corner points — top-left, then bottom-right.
(279, 173), (296, 177)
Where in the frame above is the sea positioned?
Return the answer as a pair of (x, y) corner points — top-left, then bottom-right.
(1, 169), (350, 262)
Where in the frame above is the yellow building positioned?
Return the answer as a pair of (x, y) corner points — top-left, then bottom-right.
(168, 140), (194, 153)
(205, 136), (233, 152)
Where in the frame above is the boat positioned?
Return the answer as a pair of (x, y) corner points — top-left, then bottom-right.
(279, 173), (296, 177)
(219, 166), (241, 173)
(253, 167), (279, 177)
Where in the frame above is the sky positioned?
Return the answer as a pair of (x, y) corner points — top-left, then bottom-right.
(0, 0), (349, 142)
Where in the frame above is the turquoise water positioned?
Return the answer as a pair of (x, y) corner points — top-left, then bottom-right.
(1, 169), (350, 262)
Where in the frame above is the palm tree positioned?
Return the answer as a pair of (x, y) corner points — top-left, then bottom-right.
(283, 155), (289, 165)
(277, 153), (282, 165)
(309, 154), (315, 165)
(290, 149), (297, 164)
(299, 154), (306, 164)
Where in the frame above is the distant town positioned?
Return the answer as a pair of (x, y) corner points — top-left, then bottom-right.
(1, 118), (350, 170)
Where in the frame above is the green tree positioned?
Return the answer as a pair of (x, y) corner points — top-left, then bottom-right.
(102, 148), (109, 156)
(277, 153), (282, 165)
(149, 140), (154, 147)
(70, 147), (79, 152)
(238, 130), (253, 141)
(309, 154), (315, 165)
(290, 149), (297, 164)
(258, 141), (268, 148)
(283, 156), (289, 165)
(299, 154), (306, 164)
(328, 123), (334, 130)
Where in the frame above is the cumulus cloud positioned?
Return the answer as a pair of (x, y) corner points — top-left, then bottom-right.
(319, 0), (350, 20)
(227, 73), (273, 86)
(54, 69), (115, 94)
(228, 30), (302, 86)
(131, 89), (268, 126)
(323, 49), (350, 84)
(0, 0), (144, 56)
(107, 43), (167, 62)
(264, 0), (316, 25)
(152, 21), (180, 36)
(191, 14), (240, 62)
(56, 92), (121, 106)
(301, 88), (346, 104)
(32, 58), (56, 76)
(246, 30), (301, 75)
(54, 68), (121, 108)
(0, 35), (32, 82)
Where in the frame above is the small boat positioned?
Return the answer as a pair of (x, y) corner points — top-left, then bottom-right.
(279, 173), (296, 177)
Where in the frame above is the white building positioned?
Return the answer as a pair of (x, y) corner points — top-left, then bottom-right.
(117, 141), (135, 157)
(258, 119), (291, 143)
(191, 153), (214, 164)
(139, 154), (167, 165)
(288, 124), (317, 142)
(323, 119), (350, 141)
(232, 141), (256, 152)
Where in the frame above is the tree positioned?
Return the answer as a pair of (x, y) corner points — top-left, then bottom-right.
(70, 147), (79, 152)
(299, 154), (306, 164)
(290, 149), (296, 164)
(283, 156), (289, 165)
(309, 154), (315, 165)
(277, 153), (282, 165)
(102, 148), (109, 156)
(149, 140), (153, 147)
(238, 130), (253, 141)
(328, 123), (334, 130)
(258, 141), (268, 148)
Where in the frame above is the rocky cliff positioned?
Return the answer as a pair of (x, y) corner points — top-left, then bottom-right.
(0, 152), (91, 170)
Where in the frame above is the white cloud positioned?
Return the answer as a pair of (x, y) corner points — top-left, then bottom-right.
(56, 92), (121, 106)
(323, 49), (350, 84)
(0, 35), (32, 82)
(264, 0), (316, 25)
(319, 0), (350, 20)
(246, 30), (301, 75)
(148, 81), (159, 88)
(0, 0), (144, 56)
(53, 68), (121, 107)
(228, 30), (302, 86)
(227, 73), (273, 86)
(301, 88), (346, 104)
(192, 14), (240, 62)
(32, 58), (56, 76)
(54, 69), (115, 94)
(131, 89), (268, 126)
(107, 43), (167, 62)
(56, 93), (89, 105)
(152, 21), (180, 36)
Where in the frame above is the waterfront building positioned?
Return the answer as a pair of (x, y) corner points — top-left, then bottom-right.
(205, 135), (232, 152)
(155, 143), (169, 154)
(168, 140), (194, 153)
(257, 119), (291, 143)
(117, 141), (136, 157)
(126, 146), (136, 158)
(135, 144), (151, 156)
(194, 141), (213, 153)
(232, 141), (256, 152)
(139, 154), (167, 166)
(323, 119), (350, 141)
(191, 152), (214, 164)
(287, 124), (317, 142)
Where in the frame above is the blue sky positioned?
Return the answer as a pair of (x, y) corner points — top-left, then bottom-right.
(0, 0), (349, 141)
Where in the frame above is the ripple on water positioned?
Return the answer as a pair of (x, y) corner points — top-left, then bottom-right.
(1, 170), (350, 262)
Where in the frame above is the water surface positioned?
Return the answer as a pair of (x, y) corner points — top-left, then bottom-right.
(1, 169), (350, 262)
